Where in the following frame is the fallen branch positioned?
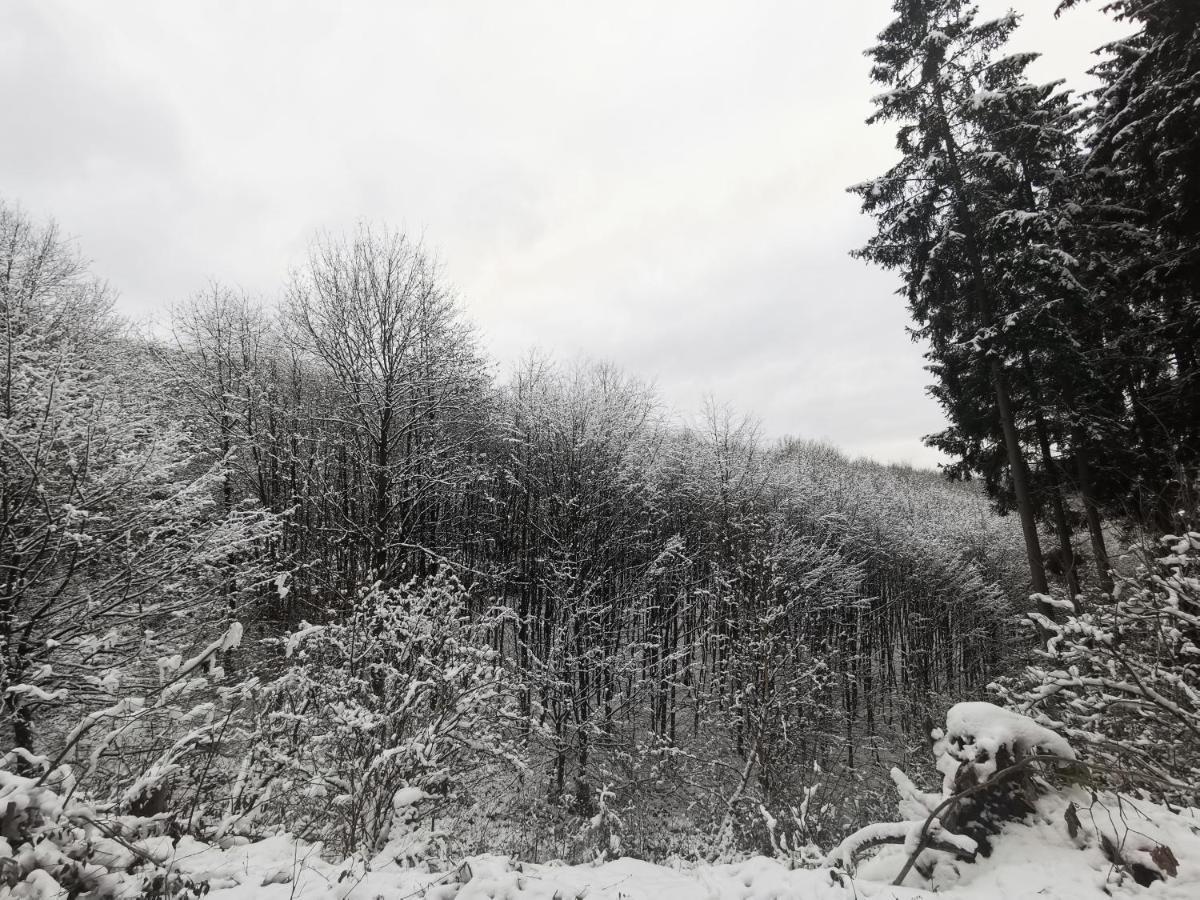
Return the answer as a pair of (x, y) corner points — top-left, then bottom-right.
(892, 753), (1080, 886)
(828, 821), (977, 872)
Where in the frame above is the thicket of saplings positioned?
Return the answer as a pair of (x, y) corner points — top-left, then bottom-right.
(2, 199), (1193, 884)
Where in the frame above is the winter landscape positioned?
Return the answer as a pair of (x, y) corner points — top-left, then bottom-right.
(1, 0), (1199, 897)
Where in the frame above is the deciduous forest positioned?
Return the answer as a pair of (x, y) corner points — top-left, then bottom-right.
(1, 1), (1197, 898)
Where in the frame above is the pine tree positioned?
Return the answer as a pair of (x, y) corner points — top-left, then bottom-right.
(851, 0), (1079, 605)
(1060, 0), (1200, 527)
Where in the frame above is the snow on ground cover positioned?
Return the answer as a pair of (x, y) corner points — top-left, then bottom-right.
(5, 703), (1198, 898)
(131, 791), (1200, 900)
(856, 790), (1200, 899)
(4, 790), (1198, 899)
(156, 845), (902, 900)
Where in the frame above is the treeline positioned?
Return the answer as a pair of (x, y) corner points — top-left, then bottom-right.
(853, 0), (1199, 603)
(158, 226), (1032, 852)
(1, 203), (1029, 857)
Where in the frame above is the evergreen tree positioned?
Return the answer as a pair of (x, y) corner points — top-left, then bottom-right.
(850, 0), (1086, 606)
(1060, 0), (1200, 527)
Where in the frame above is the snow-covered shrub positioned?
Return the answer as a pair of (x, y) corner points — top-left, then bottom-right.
(0, 622), (251, 898)
(0, 767), (209, 899)
(581, 785), (622, 863)
(57, 624), (258, 831)
(0, 212), (279, 762)
(828, 701), (1078, 885)
(233, 574), (528, 859)
(759, 773), (841, 869)
(827, 698), (1193, 891)
(993, 532), (1200, 804)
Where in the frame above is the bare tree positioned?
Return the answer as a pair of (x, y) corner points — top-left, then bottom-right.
(0, 205), (277, 756)
(284, 225), (488, 589)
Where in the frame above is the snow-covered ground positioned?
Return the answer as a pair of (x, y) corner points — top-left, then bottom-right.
(137, 788), (1199, 900)
(5, 702), (1196, 899)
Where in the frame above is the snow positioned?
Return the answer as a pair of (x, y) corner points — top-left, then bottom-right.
(3, 684), (67, 702)
(284, 622), (326, 657)
(890, 767), (941, 820)
(869, 87), (907, 106)
(59, 796), (1190, 900)
(3, 755), (1198, 899)
(968, 89), (1004, 109)
(127, 848), (867, 899)
(827, 820), (915, 868)
(940, 701), (1075, 783)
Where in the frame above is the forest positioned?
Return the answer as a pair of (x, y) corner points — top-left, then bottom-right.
(0, 0), (1197, 898)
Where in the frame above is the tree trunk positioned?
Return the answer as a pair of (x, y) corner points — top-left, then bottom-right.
(1023, 362), (1079, 604)
(929, 77), (1049, 604)
(1073, 439), (1113, 593)
(989, 364), (1051, 600)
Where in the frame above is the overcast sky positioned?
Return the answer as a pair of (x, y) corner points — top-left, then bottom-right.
(1, 1), (1127, 466)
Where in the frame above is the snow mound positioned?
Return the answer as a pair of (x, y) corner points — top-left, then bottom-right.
(946, 701), (1075, 762)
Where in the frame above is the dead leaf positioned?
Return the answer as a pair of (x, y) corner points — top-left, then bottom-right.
(1065, 802), (1081, 840)
(1150, 844), (1178, 878)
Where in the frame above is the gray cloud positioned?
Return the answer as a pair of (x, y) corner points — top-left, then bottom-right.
(0, 0), (1128, 467)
